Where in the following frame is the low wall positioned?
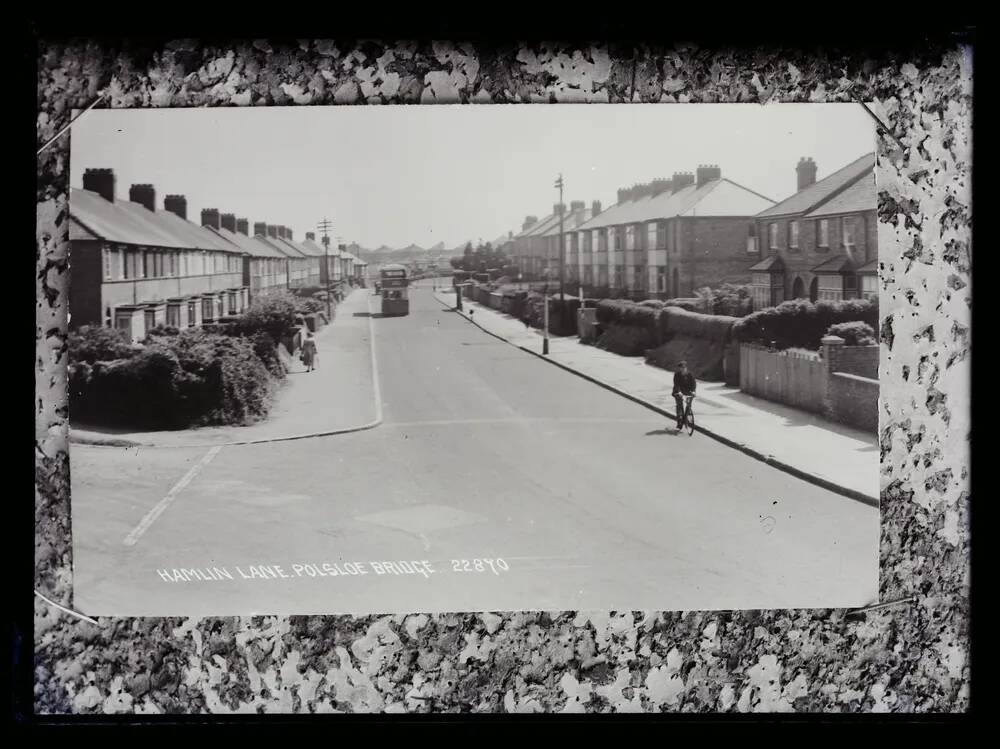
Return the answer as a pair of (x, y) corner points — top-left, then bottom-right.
(739, 337), (878, 432)
(826, 372), (879, 432)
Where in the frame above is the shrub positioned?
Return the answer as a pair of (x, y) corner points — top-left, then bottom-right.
(663, 298), (705, 313)
(646, 337), (728, 381)
(694, 283), (754, 317)
(733, 298), (879, 350)
(826, 321), (877, 346)
(240, 291), (298, 340)
(639, 299), (665, 309)
(67, 325), (137, 364)
(520, 293), (580, 336)
(595, 300), (659, 329)
(295, 297), (326, 315)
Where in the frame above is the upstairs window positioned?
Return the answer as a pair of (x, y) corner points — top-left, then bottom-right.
(817, 219), (830, 249)
(789, 221), (800, 250)
(769, 223), (779, 250)
(842, 216), (856, 249)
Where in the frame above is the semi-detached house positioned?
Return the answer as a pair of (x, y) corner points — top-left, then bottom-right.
(570, 167), (775, 298)
(750, 153), (877, 308)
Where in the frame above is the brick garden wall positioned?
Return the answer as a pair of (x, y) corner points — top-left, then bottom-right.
(826, 372), (879, 432)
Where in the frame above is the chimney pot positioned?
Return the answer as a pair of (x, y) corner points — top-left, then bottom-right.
(220, 213), (236, 232)
(267, 225), (278, 238)
(306, 232), (316, 241)
(696, 164), (722, 187)
(164, 194), (187, 219)
(82, 168), (115, 203)
(254, 222), (267, 237)
(201, 208), (221, 230)
(128, 184), (156, 211)
(236, 218), (249, 235)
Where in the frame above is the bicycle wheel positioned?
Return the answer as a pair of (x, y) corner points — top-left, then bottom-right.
(686, 403), (695, 435)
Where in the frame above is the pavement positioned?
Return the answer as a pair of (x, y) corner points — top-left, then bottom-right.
(69, 283), (879, 618)
(434, 287), (879, 506)
(68, 288), (379, 448)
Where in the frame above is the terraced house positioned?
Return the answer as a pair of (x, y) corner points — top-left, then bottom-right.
(570, 166), (775, 298)
(750, 153), (877, 309)
(70, 170), (250, 342)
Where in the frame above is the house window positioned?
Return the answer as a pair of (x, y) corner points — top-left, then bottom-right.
(167, 305), (180, 328)
(188, 301), (197, 326)
(144, 309), (156, 331)
(842, 217), (856, 249)
(625, 225), (635, 251)
(769, 223), (778, 250)
(140, 251), (149, 279)
(228, 292), (237, 315)
(861, 274), (878, 300)
(674, 221), (682, 253)
(817, 219), (830, 249)
(747, 224), (757, 254)
(789, 221), (799, 250)
(658, 266), (667, 292)
(102, 247), (112, 280)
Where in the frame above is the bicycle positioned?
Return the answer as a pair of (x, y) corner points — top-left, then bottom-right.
(676, 394), (696, 436)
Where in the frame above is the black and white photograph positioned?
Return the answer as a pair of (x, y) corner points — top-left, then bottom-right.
(66, 103), (880, 618)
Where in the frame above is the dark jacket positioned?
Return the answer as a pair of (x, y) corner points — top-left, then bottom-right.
(672, 371), (696, 396)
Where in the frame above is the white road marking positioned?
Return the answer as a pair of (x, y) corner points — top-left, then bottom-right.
(123, 445), (223, 547)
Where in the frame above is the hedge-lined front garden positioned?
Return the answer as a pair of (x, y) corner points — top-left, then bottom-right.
(733, 298), (879, 350)
(68, 290), (305, 431)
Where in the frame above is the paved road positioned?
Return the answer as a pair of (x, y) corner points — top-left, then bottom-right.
(71, 283), (879, 617)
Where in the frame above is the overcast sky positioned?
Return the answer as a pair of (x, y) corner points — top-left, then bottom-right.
(70, 104), (874, 250)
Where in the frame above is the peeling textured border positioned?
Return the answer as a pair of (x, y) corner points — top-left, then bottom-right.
(34, 38), (972, 715)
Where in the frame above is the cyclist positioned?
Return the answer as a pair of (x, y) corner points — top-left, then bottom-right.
(672, 360), (697, 431)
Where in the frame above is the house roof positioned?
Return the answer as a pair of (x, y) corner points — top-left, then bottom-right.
(811, 256), (856, 273)
(575, 178), (775, 232)
(277, 236), (322, 258)
(856, 259), (878, 274)
(756, 153), (876, 219)
(536, 208), (595, 237)
(208, 227), (287, 258)
(70, 188), (246, 253)
(748, 255), (785, 272)
(300, 237), (337, 257)
(803, 171), (876, 218)
(256, 236), (307, 259)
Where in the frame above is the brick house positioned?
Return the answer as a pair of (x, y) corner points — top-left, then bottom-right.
(202, 211), (289, 295)
(750, 153), (877, 308)
(302, 232), (343, 290)
(571, 166), (775, 298)
(69, 170), (249, 342)
(255, 224), (313, 289)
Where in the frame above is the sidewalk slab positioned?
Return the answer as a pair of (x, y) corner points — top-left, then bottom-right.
(436, 289), (879, 506)
(70, 289), (379, 448)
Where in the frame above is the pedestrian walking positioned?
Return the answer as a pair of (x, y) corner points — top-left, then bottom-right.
(301, 331), (318, 372)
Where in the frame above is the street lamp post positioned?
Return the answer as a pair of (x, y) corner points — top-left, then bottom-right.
(555, 174), (565, 331)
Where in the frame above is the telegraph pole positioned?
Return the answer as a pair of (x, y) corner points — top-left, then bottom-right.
(317, 218), (334, 317)
(555, 174), (565, 331)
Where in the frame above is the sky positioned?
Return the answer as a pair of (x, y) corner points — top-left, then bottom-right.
(70, 104), (874, 250)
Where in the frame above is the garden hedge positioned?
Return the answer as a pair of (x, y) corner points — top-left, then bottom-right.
(659, 307), (739, 343)
(733, 298), (879, 350)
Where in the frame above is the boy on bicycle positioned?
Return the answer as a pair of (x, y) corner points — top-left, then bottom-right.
(672, 360), (697, 430)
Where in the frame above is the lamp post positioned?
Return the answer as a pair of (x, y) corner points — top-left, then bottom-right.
(554, 173), (566, 331)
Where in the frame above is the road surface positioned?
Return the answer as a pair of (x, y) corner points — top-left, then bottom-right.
(71, 282), (879, 617)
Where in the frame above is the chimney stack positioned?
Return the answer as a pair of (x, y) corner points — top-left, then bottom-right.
(592, 200), (602, 216)
(671, 172), (695, 192)
(696, 164), (722, 187)
(796, 157), (817, 191)
(553, 203), (566, 216)
(220, 213), (236, 233)
(254, 222), (268, 237)
(164, 194), (187, 219)
(236, 218), (249, 235)
(128, 184), (156, 211)
(201, 208), (221, 230)
(306, 232), (316, 241)
(82, 168), (115, 203)
(267, 225), (279, 239)
(286, 228), (294, 241)
(569, 200), (586, 214)
(522, 215), (538, 231)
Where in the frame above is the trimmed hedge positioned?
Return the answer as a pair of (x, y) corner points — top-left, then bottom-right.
(646, 337), (727, 381)
(659, 307), (738, 343)
(521, 292), (580, 336)
(594, 323), (659, 357)
(595, 300), (659, 329)
(733, 298), (879, 350)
